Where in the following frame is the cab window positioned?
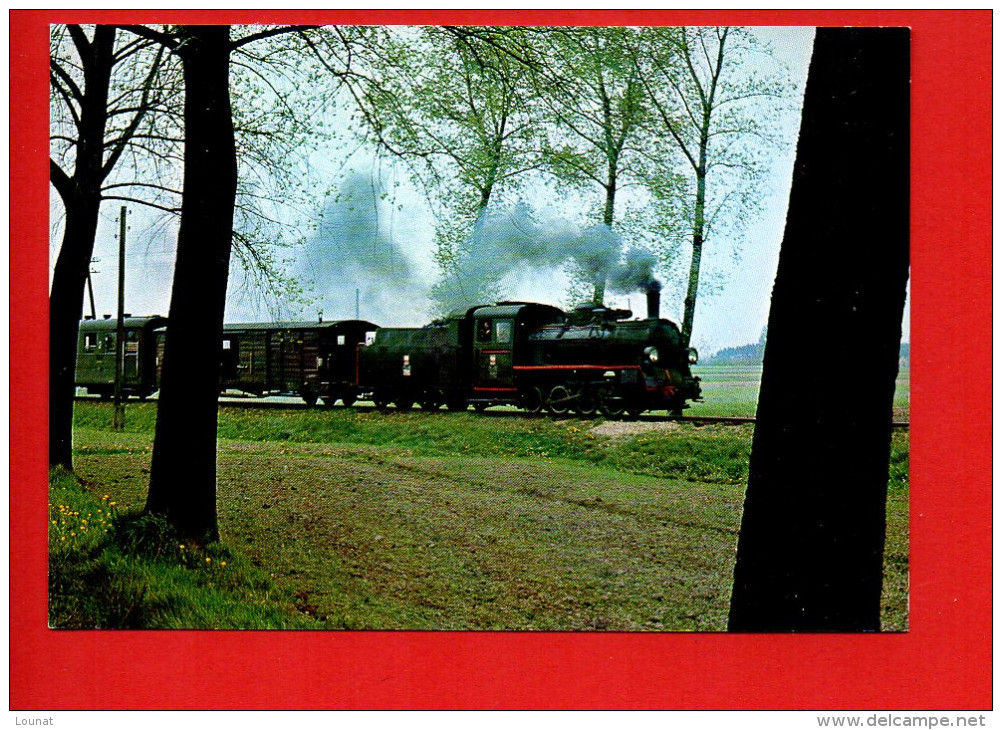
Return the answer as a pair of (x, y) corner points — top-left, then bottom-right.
(477, 319), (492, 342)
(495, 320), (512, 344)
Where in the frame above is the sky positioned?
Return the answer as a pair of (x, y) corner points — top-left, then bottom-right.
(49, 25), (909, 355)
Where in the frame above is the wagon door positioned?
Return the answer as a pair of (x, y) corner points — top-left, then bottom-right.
(267, 330), (298, 393)
(473, 315), (516, 393)
(123, 328), (140, 388)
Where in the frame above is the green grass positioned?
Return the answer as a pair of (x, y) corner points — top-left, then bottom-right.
(64, 368), (909, 630)
(75, 404), (755, 486)
(64, 393), (909, 631)
(65, 438), (751, 631)
(688, 364), (911, 420)
(48, 466), (315, 629)
(688, 364), (764, 418)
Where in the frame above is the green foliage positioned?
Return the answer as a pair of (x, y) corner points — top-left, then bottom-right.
(325, 27), (541, 284)
(48, 467), (316, 629)
(290, 26), (796, 311)
(534, 27), (673, 231)
(640, 27), (794, 340)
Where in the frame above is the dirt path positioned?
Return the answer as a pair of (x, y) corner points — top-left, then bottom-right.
(589, 420), (684, 438)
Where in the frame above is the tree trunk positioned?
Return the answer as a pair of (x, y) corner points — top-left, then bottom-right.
(146, 26), (236, 542)
(49, 197), (102, 468)
(594, 176), (617, 305)
(680, 159), (706, 348)
(728, 28), (910, 631)
(48, 25), (116, 469)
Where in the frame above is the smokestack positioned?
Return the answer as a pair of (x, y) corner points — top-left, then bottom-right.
(646, 288), (661, 320)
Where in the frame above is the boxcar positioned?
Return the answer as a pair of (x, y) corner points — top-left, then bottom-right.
(220, 319), (378, 405)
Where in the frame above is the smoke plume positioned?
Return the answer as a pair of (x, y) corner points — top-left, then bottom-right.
(434, 205), (662, 311)
(295, 174), (431, 324)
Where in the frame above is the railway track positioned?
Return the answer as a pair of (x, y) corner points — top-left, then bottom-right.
(75, 394), (910, 428)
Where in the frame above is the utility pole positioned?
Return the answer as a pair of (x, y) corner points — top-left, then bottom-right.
(86, 258), (98, 320)
(112, 206), (127, 431)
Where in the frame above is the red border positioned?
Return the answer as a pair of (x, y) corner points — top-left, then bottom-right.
(11, 10), (992, 710)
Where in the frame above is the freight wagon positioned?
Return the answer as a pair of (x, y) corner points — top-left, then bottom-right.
(220, 320), (378, 405)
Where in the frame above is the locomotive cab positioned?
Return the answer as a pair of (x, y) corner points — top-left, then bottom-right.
(469, 302), (565, 409)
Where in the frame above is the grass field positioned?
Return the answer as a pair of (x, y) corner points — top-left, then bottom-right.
(688, 364), (911, 420)
(52, 365), (909, 631)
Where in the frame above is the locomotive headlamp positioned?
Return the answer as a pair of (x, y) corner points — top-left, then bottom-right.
(687, 347), (698, 365)
(644, 346), (660, 363)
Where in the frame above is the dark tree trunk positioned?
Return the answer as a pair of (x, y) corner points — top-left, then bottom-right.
(146, 26), (236, 542)
(49, 25), (116, 469)
(49, 199), (103, 468)
(728, 28), (910, 632)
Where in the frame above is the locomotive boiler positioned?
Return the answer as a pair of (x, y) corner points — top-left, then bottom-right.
(520, 294), (701, 417)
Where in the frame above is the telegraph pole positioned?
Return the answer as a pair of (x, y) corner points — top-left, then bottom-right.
(112, 206), (127, 431)
(86, 260), (98, 320)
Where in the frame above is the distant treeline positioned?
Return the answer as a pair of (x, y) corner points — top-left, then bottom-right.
(703, 336), (910, 367)
(703, 341), (766, 365)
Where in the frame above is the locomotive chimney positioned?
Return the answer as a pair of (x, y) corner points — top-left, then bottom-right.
(646, 288), (660, 320)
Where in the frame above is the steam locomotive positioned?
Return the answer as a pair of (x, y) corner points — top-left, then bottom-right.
(75, 291), (701, 417)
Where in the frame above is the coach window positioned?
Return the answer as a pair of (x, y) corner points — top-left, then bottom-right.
(495, 320), (512, 344)
(104, 334), (115, 351)
(478, 319), (492, 343)
(84, 333), (98, 351)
